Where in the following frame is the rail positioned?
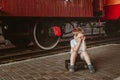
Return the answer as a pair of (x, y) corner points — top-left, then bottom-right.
(0, 36), (120, 64)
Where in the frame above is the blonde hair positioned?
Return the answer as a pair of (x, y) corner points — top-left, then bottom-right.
(72, 27), (84, 37)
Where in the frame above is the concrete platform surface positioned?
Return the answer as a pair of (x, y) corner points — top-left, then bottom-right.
(0, 44), (120, 80)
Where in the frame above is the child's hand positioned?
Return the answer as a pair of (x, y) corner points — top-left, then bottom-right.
(81, 36), (86, 41)
(77, 37), (82, 42)
(76, 33), (83, 42)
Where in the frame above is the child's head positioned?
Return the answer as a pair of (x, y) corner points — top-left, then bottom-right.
(72, 27), (84, 38)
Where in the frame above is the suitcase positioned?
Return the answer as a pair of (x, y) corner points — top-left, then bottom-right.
(65, 55), (88, 71)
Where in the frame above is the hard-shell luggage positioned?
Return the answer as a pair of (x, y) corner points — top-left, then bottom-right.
(65, 55), (88, 71)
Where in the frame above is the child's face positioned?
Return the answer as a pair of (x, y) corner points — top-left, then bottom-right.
(74, 33), (84, 39)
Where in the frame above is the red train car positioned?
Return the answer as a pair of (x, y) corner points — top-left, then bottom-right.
(0, 0), (120, 50)
(104, 0), (120, 35)
(104, 0), (120, 20)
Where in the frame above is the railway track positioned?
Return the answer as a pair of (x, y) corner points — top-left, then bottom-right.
(0, 36), (120, 64)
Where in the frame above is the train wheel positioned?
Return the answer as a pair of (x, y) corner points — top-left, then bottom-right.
(105, 21), (120, 36)
(2, 23), (31, 47)
(33, 23), (60, 50)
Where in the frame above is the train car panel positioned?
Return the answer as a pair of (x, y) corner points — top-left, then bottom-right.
(1, 0), (93, 17)
(1, 0), (36, 16)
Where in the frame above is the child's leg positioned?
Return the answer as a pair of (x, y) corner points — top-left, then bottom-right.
(80, 51), (95, 73)
(68, 51), (78, 72)
(70, 51), (78, 65)
(80, 51), (91, 65)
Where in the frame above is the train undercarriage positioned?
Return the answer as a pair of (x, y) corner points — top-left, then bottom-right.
(0, 17), (120, 50)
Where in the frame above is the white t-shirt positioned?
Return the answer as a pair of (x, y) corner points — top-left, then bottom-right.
(70, 39), (86, 54)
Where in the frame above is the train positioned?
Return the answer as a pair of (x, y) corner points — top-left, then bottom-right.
(0, 0), (120, 50)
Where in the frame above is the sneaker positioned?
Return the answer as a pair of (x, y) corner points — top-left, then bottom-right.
(88, 65), (95, 73)
(68, 65), (75, 72)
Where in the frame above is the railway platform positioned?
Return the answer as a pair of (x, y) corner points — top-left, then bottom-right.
(0, 44), (120, 80)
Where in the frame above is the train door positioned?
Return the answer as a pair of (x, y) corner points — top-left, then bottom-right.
(0, 0), (3, 16)
(93, 0), (104, 17)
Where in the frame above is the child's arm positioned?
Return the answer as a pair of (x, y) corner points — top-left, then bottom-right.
(71, 38), (82, 52)
(82, 36), (87, 52)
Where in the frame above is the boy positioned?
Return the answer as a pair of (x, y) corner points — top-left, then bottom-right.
(69, 27), (95, 73)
